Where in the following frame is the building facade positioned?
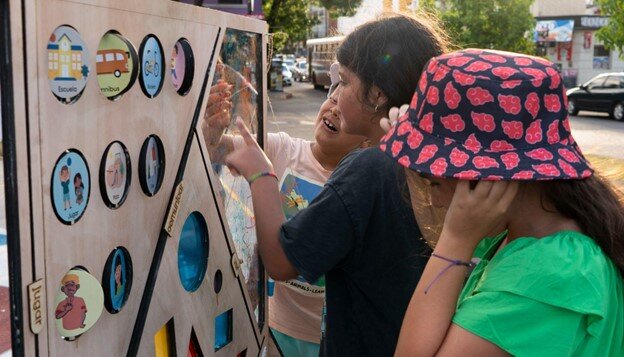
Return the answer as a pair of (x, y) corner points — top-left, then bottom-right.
(532, 0), (624, 86)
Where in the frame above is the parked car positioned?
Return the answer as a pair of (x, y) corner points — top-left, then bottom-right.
(293, 60), (308, 82)
(271, 59), (293, 86)
(566, 73), (624, 121)
(281, 63), (293, 86)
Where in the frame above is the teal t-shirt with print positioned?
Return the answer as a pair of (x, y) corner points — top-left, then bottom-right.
(453, 230), (624, 356)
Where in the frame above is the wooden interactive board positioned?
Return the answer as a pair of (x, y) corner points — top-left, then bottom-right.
(0, 0), (268, 355)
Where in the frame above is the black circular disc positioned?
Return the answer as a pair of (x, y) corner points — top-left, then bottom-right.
(138, 134), (166, 197)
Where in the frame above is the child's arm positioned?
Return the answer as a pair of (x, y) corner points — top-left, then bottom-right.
(202, 80), (234, 164)
(395, 180), (518, 356)
(225, 119), (298, 281)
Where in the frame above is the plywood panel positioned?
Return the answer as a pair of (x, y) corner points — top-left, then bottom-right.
(4, 0), (268, 354)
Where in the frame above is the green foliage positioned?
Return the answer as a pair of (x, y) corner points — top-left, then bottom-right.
(318, 0), (361, 18)
(265, 0), (316, 45)
(418, 0), (439, 14)
(264, 0), (362, 53)
(440, 0), (536, 54)
(596, 0), (624, 56)
(271, 31), (289, 53)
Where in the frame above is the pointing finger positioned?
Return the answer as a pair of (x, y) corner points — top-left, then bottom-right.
(236, 117), (257, 146)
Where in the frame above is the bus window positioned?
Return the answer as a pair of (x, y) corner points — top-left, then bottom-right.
(306, 36), (344, 90)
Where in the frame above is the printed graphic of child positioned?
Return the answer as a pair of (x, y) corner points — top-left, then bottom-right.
(74, 173), (84, 205)
(59, 165), (71, 210)
(55, 274), (87, 330)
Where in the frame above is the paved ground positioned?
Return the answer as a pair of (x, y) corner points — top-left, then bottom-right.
(266, 81), (328, 141)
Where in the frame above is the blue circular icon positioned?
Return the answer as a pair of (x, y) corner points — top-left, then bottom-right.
(51, 150), (90, 225)
(103, 247), (132, 313)
(178, 212), (209, 292)
(139, 35), (165, 98)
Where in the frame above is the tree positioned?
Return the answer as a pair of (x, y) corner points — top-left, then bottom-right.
(264, 0), (362, 52)
(437, 0), (535, 54)
(596, 0), (624, 56)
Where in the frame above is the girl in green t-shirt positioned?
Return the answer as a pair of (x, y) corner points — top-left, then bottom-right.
(381, 49), (624, 356)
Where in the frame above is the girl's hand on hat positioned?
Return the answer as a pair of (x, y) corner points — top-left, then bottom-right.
(380, 104), (409, 133)
(225, 117), (274, 179)
(441, 180), (519, 249)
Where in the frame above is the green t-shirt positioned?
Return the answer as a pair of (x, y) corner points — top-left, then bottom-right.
(453, 230), (624, 356)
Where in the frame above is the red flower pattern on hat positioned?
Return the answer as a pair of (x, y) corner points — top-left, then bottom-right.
(452, 70), (476, 86)
(465, 61), (493, 72)
(501, 80), (522, 89)
(426, 86), (440, 105)
(380, 49), (592, 181)
(464, 133), (482, 154)
(498, 94), (522, 114)
(514, 57), (533, 66)
(397, 121), (411, 136)
(558, 159), (578, 178)
(525, 120), (543, 144)
(546, 67), (561, 89)
(450, 147), (470, 167)
(547, 120), (560, 144)
(492, 67), (518, 80)
(525, 148), (554, 161)
(502, 120), (524, 139)
(524, 92), (540, 119)
(444, 82), (461, 109)
(512, 171), (535, 179)
(407, 129), (424, 149)
(501, 152), (520, 170)
(471, 112), (496, 132)
(533, 164), (561, 177)
(398, 155), (411, 167)
(490, 140), (514, 152)
(447, 56), (472, 67)
(480, 54), (507, 63)
(419, 113), (434, 133)
(433, 65), (451, 82)
(467, 87), (494, 106)
(441, 114), (465, 132)
(391, 141), (403, 157)
(544, 94), (562, 112)
(416, 144), (438, 164)
(473, 156), (500, 169)
(454, 170), (481, 179)
(558, 148), (580, 163)
(430, 158), (448, 176)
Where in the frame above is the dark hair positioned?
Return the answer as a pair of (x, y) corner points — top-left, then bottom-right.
(74, 173), (83, 188)
(543, 174), (624, 274)
(337, 12), (450, 113)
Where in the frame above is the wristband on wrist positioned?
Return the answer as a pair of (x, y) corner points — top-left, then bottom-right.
(247, 171), (278, 186)
(424, 253), (476, 294)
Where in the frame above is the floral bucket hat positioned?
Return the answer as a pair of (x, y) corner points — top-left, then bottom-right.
(380, 49), (593, 180)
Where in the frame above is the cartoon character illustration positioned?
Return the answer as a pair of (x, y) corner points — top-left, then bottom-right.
(114, 258), (124, 298)
(106, 152), (125, 189)
(171, 44), (178, 80)
(74, 173), (84, 205)
(55, 274), (87, 330)
(144, 49), (160, 77)
(59, 165), (71, 210)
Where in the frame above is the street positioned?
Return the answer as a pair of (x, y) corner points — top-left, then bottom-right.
(269, 81), (624, 161)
